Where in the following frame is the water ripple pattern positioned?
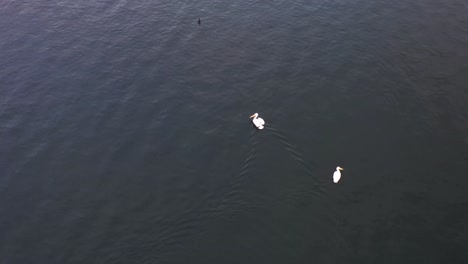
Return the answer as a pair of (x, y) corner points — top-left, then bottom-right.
(0, 0), (467, 263)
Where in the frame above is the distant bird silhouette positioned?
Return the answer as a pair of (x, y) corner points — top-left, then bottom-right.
(198, 18), (201, 25)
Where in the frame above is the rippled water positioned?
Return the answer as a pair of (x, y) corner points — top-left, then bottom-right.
(1, 0), (467, 263)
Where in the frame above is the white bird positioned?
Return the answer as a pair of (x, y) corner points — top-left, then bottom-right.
(333, 166), (344, 183)
(249, 113), (265, 130)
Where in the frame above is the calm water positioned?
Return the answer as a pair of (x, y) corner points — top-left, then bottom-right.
(1, 0), (467, 263)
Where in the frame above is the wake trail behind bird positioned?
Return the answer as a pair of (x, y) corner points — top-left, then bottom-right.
(212, 128), (258, 214)
(239, 128), (258, 179)
(265, 126), (329, 188)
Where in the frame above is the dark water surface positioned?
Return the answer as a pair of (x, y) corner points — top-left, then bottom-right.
(1, 0), (468, 263)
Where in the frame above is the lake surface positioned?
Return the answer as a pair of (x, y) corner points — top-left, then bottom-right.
(1, 0), (467, 263)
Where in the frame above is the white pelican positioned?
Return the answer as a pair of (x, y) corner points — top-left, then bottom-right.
(333, 166), (344, 183)
(249, 113), (265, 130)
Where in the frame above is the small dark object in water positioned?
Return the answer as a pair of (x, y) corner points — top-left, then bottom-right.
(198, 18), (201, 25)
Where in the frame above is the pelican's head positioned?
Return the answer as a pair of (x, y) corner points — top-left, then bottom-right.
(336, 166), (344, 171)
(250, 113), (259, 119)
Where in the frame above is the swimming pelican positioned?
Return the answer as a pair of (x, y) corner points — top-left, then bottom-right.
(333, 166), (344, 183)
(249, 113), (265, 130)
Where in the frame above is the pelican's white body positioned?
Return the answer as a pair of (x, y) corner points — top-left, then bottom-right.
(333, 166), (344, 183)
(250, 113), (265, 130)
